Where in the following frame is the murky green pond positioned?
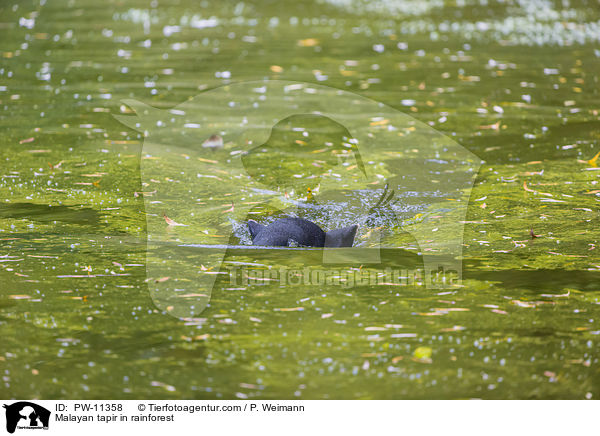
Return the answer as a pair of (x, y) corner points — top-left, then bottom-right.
(1, 0), (599, 399)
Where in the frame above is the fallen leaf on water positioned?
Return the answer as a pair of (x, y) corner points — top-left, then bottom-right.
(163, 214), (187, 226)
(510, 299), (536, 308)
(392, 356), (404, 363)
(361, 353), (382, 358)
(369, 119), (389, 127)
(587, 151), (600, 167)
(523, 181), (553, 196)
(48, 160), (64, 169)
(567, 358), (591, 366)
(440, 325), (466, 332)
(492, 309), (509, 315)
(270, 65), (283, 73)
(540, 290), (570, 298)
(198, 157), (218, 164)
(412, 346), (433, 363)
(151, 381), (176, 392)
(298, 38), (319, 47)
(274, 307), (304, 312)
(523, 181), (535, 192)
(522, 169), (544, 176)
(413, 347), (432, 359)
(418, 311), (446, 316)
(433, 308), (470, 312)
(479, 121), (500, 130)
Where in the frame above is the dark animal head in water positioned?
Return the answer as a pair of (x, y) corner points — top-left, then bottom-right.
(248, 217), (357, 248)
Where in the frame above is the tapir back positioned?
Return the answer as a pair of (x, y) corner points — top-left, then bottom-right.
(251, 218), (326, 247)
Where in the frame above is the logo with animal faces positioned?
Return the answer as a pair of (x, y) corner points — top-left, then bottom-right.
(3, 402), (50, 433)
(114, 80), (482, 318)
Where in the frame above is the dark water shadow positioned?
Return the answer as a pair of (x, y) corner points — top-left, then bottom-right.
(0, 203), (102, 226)
(467, 268), (600, 293)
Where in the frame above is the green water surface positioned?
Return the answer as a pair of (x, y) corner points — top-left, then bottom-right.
(0, 0), (599, 399)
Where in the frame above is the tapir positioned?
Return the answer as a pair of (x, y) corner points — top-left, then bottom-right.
(248, 217), (357, 248)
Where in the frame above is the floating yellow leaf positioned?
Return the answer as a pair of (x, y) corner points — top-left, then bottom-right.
(297, 38), (319, 47)
(413, 347), (432, 359)
(412, 347), (433, 363)
(587, 151), (600, 167)
(369, 119), (389, 127)
(198, 157), (218, 164)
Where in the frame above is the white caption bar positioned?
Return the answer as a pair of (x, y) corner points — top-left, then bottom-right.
(0, 400), (595, 435)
